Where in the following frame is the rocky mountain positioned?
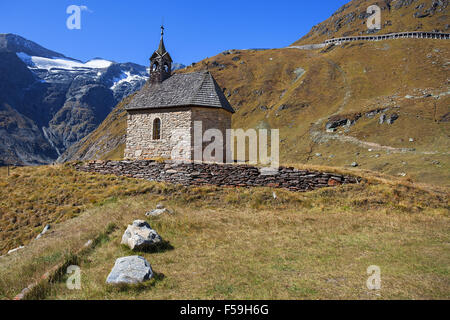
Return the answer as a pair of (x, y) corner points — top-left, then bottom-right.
(293, 0), (449, 45)
(0, 33), (185, 165)
(62, 0), (449, 187)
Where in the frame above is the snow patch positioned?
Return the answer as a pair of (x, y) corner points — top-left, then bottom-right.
(84, 59), (113, 68)
(110, 71), (148, 90)
(16, 52), (112, 71)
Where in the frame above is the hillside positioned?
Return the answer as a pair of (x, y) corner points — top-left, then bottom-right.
(294, 0), (449, 45)
(57, 95), (134, 162)
(0, 164), (448, 299)
(63, 36), (449, 186)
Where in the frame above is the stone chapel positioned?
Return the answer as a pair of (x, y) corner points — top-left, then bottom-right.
(124, 26), (234, 162)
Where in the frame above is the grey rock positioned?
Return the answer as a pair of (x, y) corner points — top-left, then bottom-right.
(379, 114), (386, 124)
(277, 104), (289, 112)
(210, 61), (226, 69)
(259, 167), (279, 176)
(326, 118), (348, 130)
(121, 220), (162, 250)
(293, 67), (305, 81)
(351, 162), (358, 167)
(84, 239), (93, 248)
(106, 256), (153, 284)
(387, 113), (399, 124)
(35, 224), (50, 240)
(146, 208), (169, 217)
(7, 245), (24, 254)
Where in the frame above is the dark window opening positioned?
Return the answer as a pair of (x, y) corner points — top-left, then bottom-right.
(153, 118), (161, 140)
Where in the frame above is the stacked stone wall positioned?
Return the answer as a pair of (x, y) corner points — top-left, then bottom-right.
(324, 31), (450, 45)
(76, 160), (363, 192)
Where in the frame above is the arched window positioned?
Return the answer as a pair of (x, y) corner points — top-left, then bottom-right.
(152, 62), (158, 71)
(153, 118), (161, 140)
(164, 63), (169, 73)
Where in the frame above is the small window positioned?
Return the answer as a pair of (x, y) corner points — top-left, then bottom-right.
(153, 118), (161, 140)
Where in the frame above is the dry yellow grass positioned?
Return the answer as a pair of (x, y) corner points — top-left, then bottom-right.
(0, 163), (165, 254)
(52, 203), (448, 299)
(0, 164), (448, 299)
(293, 0), (449, 46)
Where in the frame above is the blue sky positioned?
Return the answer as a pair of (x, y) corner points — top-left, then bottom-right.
(0, 0), (348, 66)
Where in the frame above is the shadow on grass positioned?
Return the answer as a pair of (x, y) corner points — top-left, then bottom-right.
(121, 240), (174, 254)
(106, 272), (166, 293)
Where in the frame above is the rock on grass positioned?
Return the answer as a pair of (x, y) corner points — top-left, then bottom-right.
(106, 256), (153, 284)
(121, 220), (162, 251)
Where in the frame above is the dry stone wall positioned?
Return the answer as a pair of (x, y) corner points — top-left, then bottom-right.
(75, 160), (363, 192)
(324, 31), (450, 45)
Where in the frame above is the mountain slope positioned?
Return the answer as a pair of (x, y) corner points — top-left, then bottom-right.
(60, 0), (449, 186)
(0, 34), (151, 165)
(0, 34), (71, 60)
(58, 95), (133, 162)
(0, 51), (58, 164)
(293, 0), (449, 45)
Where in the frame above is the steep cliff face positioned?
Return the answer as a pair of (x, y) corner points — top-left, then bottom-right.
(62, 0), (449, 186)
(0, 52), (58, 164)
(293, 0), (449, 45)
(57, 95), (132, 162)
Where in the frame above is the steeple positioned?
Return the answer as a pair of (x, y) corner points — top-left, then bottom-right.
(149, 25), (173, 84)
(157, 25), (166, 55)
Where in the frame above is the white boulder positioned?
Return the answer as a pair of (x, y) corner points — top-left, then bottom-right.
(106, 256), (153, 284)
(121, 220), (162, 250)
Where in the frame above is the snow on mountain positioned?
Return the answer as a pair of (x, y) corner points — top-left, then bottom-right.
(16, 52), (148, 90)
(110, 71), (148, 90)
(16, 52), (113, 71)
(1, 33), (186, 165)
(84, 59), (114, 69)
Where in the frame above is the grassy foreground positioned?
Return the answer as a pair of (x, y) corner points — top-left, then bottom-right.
(0, 164), (160, 254)
(0, 164), (448, 299)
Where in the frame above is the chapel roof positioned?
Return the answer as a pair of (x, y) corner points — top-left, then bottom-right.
(125, 70), (235, 113)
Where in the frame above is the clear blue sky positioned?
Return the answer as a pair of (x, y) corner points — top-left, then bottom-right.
(0, 0), (348, 66)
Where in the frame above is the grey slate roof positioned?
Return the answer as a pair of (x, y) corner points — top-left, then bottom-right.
(125, 71), (235, 113)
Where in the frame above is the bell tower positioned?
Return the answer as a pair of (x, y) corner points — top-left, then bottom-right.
(149, 25), (173, 84)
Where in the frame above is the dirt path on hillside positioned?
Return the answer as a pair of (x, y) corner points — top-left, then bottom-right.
(288, 47), (446, 156)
